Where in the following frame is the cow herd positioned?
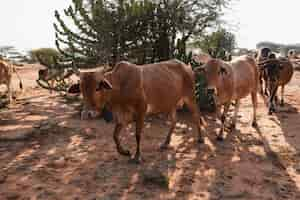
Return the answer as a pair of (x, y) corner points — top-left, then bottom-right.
(0, 49), (295, 163)
(256, 48), (294, 114)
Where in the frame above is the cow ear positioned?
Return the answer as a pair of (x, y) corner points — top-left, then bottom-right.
(68, 83), (80, 94)
(96, 79), (112, 91)
(219, 66), (228, 75)
(193, 53), (212, 64)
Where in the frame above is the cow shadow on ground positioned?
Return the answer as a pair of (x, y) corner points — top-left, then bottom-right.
(260, 91), (300, 157)
(1, 93), (300, 199)
(165, 111), (300, 200)
(100, 110), (300, 199)
(253, 93), (300, 199)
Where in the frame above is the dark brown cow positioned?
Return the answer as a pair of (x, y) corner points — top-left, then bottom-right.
(68, 60), (205, 163)
(256, 47), (272, 95)
(258, 55), (294, 114)
(0, 59), (23, 102)
(193, 54), (259, 140)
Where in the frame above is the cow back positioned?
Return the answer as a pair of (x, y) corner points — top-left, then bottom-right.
(142, 60), (193, 113)
(108, 60), (194, 114)
(230, 56), (259, 100)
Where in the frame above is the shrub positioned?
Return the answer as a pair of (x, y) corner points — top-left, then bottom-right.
(29, 48), (60, 66)
(175, 51), (216, 112)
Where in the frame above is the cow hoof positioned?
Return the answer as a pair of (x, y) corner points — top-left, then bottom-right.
(216, 135), (224, 141)
(128, 157), (142, 164)
(159, 143), (169, 151)
(228, 123), (236, 131)
(119, 149), (131, 157)
(197, 137), (204, 144)
(268, 106), (276, 115)
(252, 121), (258, 128)
(280, 101), (284, 107)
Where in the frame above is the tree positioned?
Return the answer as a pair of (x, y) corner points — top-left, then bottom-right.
(29, 48), (61, 66)
(195, 28), (236, 59)
(54, 0), (232, 66)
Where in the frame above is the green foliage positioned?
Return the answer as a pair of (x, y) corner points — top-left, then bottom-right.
(175, 51), (215, 112)
(54, 0), (231, 67)
(29, 48), (60, 67)
(191, 60), (216, 112)
(195, 28), (235, 60)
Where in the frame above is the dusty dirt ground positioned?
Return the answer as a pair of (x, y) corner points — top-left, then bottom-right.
(0, 65), (300, 200)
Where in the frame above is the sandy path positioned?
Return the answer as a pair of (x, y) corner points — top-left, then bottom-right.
(0, 65), (300, 200)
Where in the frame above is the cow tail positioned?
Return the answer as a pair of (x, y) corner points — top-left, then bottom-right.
(247, 56), (260, 91)
(12, 64), (23, 89)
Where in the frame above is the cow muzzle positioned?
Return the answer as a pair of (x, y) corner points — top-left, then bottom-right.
(81, 110), (100, 120)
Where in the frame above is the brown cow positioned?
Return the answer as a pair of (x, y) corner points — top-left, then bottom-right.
(193, 54), (259, 140)
(68, 60), (205, 163)
(258, 56), (294, 114)
(0, 59), (23, 102)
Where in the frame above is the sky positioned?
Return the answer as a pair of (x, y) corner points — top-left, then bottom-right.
(1, 0), (300, 51)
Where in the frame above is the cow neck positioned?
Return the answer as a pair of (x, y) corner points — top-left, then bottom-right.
(102, 72), (114, 108)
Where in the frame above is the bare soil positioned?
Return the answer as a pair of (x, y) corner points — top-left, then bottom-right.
(1, 65), (300, 200)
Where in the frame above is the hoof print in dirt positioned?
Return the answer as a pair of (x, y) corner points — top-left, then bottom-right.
(141, 168), (169, 189)
(47, 157), (67, 168)
(33, 119), (61, 135)
(80, 128), (97, 139)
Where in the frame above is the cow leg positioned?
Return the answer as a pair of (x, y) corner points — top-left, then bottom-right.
(50, 80), (54, 94)
(264, 80), (269, 96)
(259, 74), (264, 95)
(230, 100), (240, 130)
(113, 123), (131, 157)
(251, 92), (258, 127)
(217, 103), (230, 141)
(130, 112), (145, 164)
(185, 99), (205, 144)
(6, 82), (12, 103)
(268, 86), (278, 115)
(274, 95), (279, 105)
(160, 109), (177, 150)
(280, 86), (285, 107)
(215, 105), (223, 121)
